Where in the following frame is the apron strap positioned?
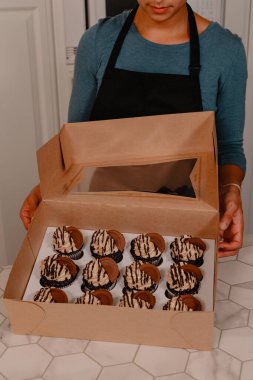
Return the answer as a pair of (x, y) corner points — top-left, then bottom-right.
(105, 3), (201, 77)
(105, 5), (139, 72)
(186, 3), (201, 77)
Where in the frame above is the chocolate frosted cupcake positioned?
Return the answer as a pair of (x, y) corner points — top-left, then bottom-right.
(53, 226), (84, 260)
(90, 229), (125, 263)
(130, 233), (165, 266)
(165, 262), (203, 297)
(40, 254), (79, 288)
(34, 287), (68, 303)
(75, 289), (113, 306)
(163, 295), (201, 311)
(170, 235), (206, 267)
(81, 258), (119, 291)
(119, 290), (156, 309)
(123, 261), (161, 293)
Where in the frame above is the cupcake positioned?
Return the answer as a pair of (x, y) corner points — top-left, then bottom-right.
(119, 290), (156, 309)
(165, 262), (203, 297)
(163, 295), (201, 311)
(81, 258), (119, 291)
(40, 254), (79, 288)
(75, 289), (113, 306)
(130, 233), (165, 266)
(90, 229), (125, 263)
(53, 226), (84, 260)
(34, 287), (68, 303)
(170, 235), (206, 267)
(123, 261), (161, 293)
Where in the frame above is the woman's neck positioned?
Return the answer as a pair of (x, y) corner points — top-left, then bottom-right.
(134, 5), (211, 45)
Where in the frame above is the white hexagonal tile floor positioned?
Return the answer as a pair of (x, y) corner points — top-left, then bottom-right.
(213, 327), (221, 349)
(249, 311), (253, 328)
(238, 246), (253, 266)
(135, 346), (189, 377)
(0, 295), (8, 317)
(218, 255), (237, 263)
(0, 313), (5, 325)
(98, 363), (152, 380)
(2, 242), (253, 380)
(39, 336), (89, 356)
(155, 375), (194, 380)
(219, 327), (253, 361)
(241, 361), (253, 380)
(0, 344), (52, 380)
(0, 319), (40, 347)
(186, 349), (241, 380)
(44, 353), (101, 380)
(218, 261), (253, 285)
(229, 281), (253, 309)
(85, 341), (138, 366)
(0, 267), (11, 290)
(0, 341), (6, 356)
(214, 300), (249, 329)
(216, 280), (230, 301)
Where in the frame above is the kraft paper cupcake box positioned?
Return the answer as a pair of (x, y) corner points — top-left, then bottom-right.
(4, 111), (218, 350)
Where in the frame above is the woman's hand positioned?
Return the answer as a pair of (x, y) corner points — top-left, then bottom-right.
(20, 185), (42, 230)
(218, 185), (243, 257)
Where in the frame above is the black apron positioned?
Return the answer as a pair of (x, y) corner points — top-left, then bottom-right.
(90, 2), (203, 121)
(88, 3), (202, 195)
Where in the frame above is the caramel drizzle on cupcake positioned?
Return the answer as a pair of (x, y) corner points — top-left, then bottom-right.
(124, 262), (155, 290)
(91, 229), (118, 255)
(119, 291), (151, 309)
(168, 263), (197, 291)
(34, 288), (54, 303)
(133, 234), (160, 259)
(83, 259), (110, 287)
(41, 255), (71, 281)
(75, 291), (101, 305)
(53, 226), (77, 253)
(170, 235), (204, 261)
(163, 296), (192, 311)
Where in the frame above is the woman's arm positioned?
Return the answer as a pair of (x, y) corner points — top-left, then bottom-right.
(215, 36), (247, 256)
(20, 185), (42, 230)
(218, 164), (244, 257)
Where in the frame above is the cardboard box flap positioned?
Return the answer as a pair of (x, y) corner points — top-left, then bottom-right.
(5, 300), (213, 350)
(4, 300), (46, 334)
(60, 112), (215, 169)
(37, 111), (218, 210)
(4, 237), (35, 300)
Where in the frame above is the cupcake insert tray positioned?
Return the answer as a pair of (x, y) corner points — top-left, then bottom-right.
(23, 227), (215, 311)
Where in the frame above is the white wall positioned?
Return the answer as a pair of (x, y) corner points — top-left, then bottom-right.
(0, 0), (59, 265)
(63, 0), (85, 47)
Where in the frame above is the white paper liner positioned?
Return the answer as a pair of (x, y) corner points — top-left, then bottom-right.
(23, 227), (215, 311)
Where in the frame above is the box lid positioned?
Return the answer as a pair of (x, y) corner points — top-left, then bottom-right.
(37, 111), (218, 211)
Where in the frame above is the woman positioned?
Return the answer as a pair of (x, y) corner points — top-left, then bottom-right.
(20, 0), (247, 257)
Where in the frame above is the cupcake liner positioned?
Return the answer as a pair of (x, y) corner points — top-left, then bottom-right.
(165, 280), (201, 298)
(91, 249), (123, 263)
(55, 247), (84, 261)
(40, 266), (79, 289)
(171, 256), (204, 267)
(130, 247), (163, 267)
(81, 279), (117, 292)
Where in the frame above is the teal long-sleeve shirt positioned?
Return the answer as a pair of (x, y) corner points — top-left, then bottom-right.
(68, 11), (247, 173)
